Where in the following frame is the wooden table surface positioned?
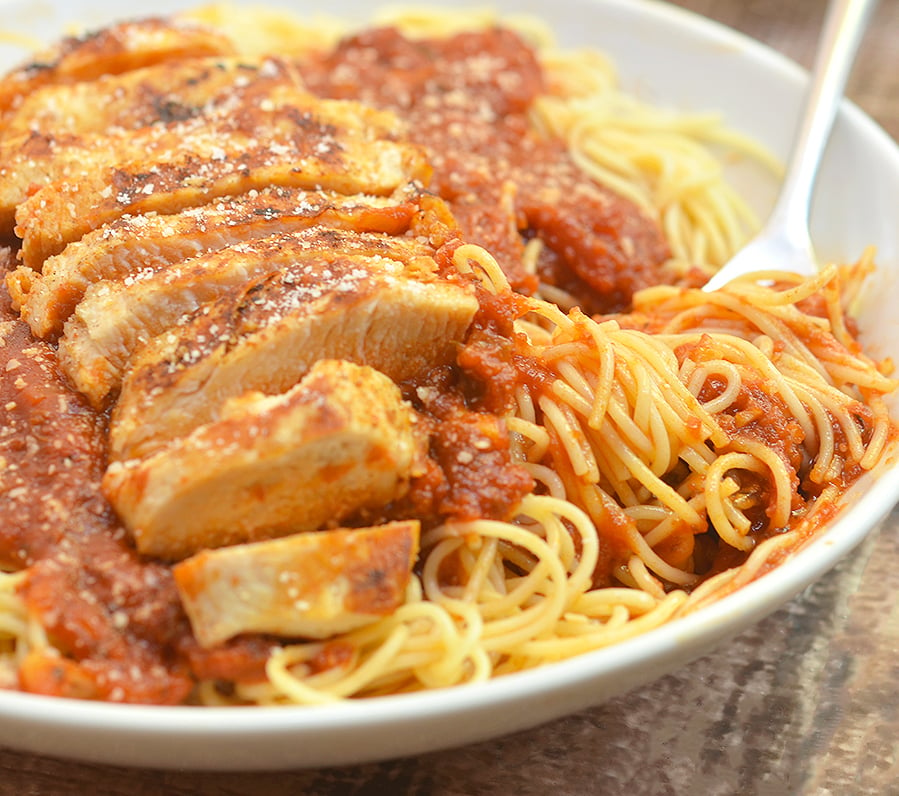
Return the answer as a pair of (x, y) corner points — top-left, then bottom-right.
(2, 0), (898, 793)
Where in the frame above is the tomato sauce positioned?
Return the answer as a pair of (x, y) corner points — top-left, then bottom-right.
(299, 27), (671, 313)
(0, 288), (196, 701)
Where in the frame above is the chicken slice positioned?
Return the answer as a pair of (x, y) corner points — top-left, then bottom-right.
(0, 57), (302, 218)
(57, 227), (439, 406)
(0, 17), (236, 117)
(108, 260), (477, 461)
(8, 186), (421, 339)
(173, 520), (419, 647)
(102, 359), (422, 560)
(1, 56), (299, 142)
(0, 55), (299, 233)
(10, 82), (430, 261)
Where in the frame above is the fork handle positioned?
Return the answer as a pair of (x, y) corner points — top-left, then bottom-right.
(770, 0), (879, 237)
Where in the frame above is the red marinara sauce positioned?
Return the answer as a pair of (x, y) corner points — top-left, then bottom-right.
(0, 275), (194, 702)
(299, 26), (672, 314)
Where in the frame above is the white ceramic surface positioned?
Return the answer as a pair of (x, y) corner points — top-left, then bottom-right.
(0, 0), (898, 771)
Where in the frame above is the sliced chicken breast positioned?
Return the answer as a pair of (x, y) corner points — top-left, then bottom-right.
(173, 520), (420, 647)
(0, 55), (299, 216)
(57, 227), (439, 406)
(0, 17), (236, 117)
(10, 83), (429, 262)
(1, 56), (296, 141)
(108, 261), (478, 460)
(8, 186), (420, 339)
(103, 360), (422, 560)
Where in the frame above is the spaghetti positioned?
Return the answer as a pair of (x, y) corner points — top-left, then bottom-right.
(221, 254), (892, 706)
(0, 5), (894, 706)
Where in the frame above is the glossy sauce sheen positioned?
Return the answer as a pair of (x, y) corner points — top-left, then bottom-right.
(0, 279), (194, 701)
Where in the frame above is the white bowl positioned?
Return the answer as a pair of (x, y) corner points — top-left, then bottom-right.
(0, 0), (897, 771)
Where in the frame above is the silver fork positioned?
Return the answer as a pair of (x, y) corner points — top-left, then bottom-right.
(702, 0), (877, 292)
